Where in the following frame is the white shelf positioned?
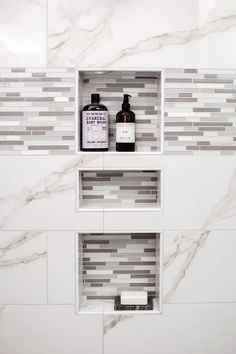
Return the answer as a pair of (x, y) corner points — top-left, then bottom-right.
(77, 298), (161, 315)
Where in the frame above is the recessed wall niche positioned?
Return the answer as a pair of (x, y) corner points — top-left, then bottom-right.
(76, 232), (162, 314)
(76, 69), (164, 153)
(77, 169), (162, 211)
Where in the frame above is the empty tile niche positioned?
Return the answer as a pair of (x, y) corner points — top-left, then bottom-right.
(76, 232), (161, 314)
(77, 69), (163, 153)
(77, 169), (162, 210)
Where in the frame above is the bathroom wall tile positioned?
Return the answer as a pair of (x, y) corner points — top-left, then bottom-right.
(163, 230), (236, 303)
(0, 231), (47, 304)
(48, 231), (75, 304)
(103, 155), (236, 230)
(165, 69), (236, 155)
(48, 0), (236, 68)
(0, 0), (47, 66)
(0, 156), (103, 230)
(0, 305), (103, 354)
(0, 68), (75, 155)
(103, 303), (236, 354)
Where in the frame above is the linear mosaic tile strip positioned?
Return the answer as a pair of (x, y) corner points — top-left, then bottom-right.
(164, 68), (236, 155)
(0, 67), (75, 155)
(79, 71), (162, 152)
(80, 233), (160, 300)
(79, 170), (161, 209)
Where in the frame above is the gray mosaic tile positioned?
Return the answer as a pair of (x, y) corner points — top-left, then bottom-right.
(79, 170), (161, 209)
(164, 69), (236, 154)
(0, 67), (75, 155)
(80, 233), (160, 300)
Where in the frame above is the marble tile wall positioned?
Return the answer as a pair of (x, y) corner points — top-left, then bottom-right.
(0, 0), (47, 67)
(47, 0), (236, 68)
(1, 1), (236, 354)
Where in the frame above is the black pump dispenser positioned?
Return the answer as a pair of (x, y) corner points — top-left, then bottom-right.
(122, 94), (131, 111)
(116, 93), (135, 152)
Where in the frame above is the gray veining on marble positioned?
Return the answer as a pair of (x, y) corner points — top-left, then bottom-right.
(103, 314), (129, 335)
(0, 231), (44, 258)
(164, 169), (236, 302)
(0, 155), (97, 228)
(48, 0), (236, 68)
(0, 252), (46, 268)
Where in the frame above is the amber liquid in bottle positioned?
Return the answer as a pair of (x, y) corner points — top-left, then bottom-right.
(116, 94), (135, 152)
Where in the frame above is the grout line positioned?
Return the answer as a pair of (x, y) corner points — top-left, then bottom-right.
(102, 153), (105, 232)
(0, 303), (75, 306)
(102, 310), (104, 354)
(1, 302), (236, 306)
(1, 228), (236, 232)
(46, 231), (49, 305)
(46, 0), (48, 66)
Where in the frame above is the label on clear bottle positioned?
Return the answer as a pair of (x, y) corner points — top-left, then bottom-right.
(82, 111), (109, 149)
(116, 123), (135, 143)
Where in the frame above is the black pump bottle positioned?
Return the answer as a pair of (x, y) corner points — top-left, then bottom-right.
(116, 94), (135, 152)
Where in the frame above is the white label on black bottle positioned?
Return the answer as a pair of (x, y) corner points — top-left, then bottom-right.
(82, 111), (109, 149)
(116, 123), (135, 143)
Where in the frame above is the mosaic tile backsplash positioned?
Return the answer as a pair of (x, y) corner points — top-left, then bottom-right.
(79, 70), (162, 152)
(1, 67), (236, 155)
(80, 233), (160, 300)
(79, 170), (161, 209)
(164, 69), (236, 154)
(0, 68), (75, 154)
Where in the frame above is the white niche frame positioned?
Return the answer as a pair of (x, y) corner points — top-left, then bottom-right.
(75, 231), (163, 315)
(76, 167), (164, 212)
(75, 67), (165, 155)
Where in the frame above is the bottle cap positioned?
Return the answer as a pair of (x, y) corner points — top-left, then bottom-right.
(91, 93), (100, 104)
(122, 94), (131, 111)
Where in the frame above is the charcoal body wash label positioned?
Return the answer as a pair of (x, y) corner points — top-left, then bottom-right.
(116, 123), (135, 143)
(82, 111), (109, 149)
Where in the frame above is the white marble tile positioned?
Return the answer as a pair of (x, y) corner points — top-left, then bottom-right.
(48, 231), (75, 304)
(103, 155), (236, 230)
(104, 303), (236, 354)
(0, 0), (47, 66)
(0, 305), (103, 354)
(48, 0), (236, 68)
(164, 230), (236, 303)
(0, 155), (103, 230)
(0, 231), (47, 304)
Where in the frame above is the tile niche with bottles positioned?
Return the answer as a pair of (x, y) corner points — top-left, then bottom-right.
(76, 68), (164, 154)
